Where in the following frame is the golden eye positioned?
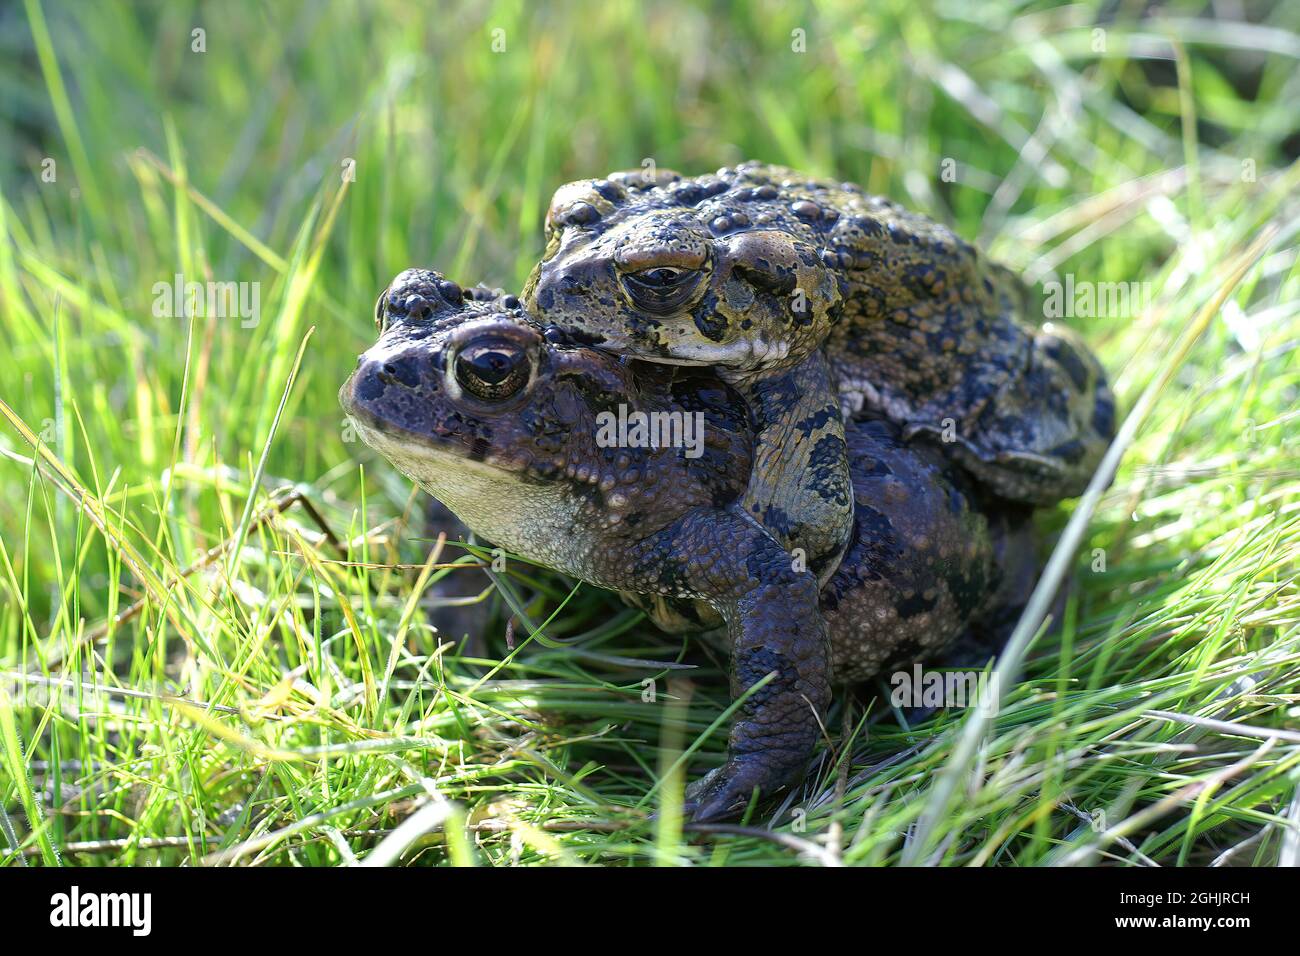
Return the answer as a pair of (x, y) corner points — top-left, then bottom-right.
(374, 289), (389, 332)
(631, 267), (686, 287)
(620, 266), (702, 314)
(454, 341), (532, 401)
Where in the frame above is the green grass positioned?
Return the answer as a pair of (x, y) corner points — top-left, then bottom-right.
(1, 0), (1299, 866)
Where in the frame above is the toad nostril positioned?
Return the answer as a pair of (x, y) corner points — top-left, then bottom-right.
(404, 294), (433, 321)
(377, 355), (422, 389)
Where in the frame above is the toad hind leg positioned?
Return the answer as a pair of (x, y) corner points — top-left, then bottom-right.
(621, 503), (832, 822)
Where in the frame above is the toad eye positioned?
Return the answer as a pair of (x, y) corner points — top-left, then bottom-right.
(453, 341), (533, 401)
(631, 266), (686, 287)
(620, 266), (702, 314)
(374, 289), (389, 332)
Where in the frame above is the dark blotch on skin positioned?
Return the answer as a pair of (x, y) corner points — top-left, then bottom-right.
(1093, 394), (1116, 436)
(895, 590), (938, 617)
(807, 434), (852, 507)
(1045, 337), (1091, 392)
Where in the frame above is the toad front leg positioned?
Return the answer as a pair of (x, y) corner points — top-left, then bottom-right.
(730, 350), (854, 585)
(617, 504), (832, 821)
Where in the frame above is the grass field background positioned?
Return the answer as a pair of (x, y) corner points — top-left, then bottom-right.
(1, 0), (1298, 866)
